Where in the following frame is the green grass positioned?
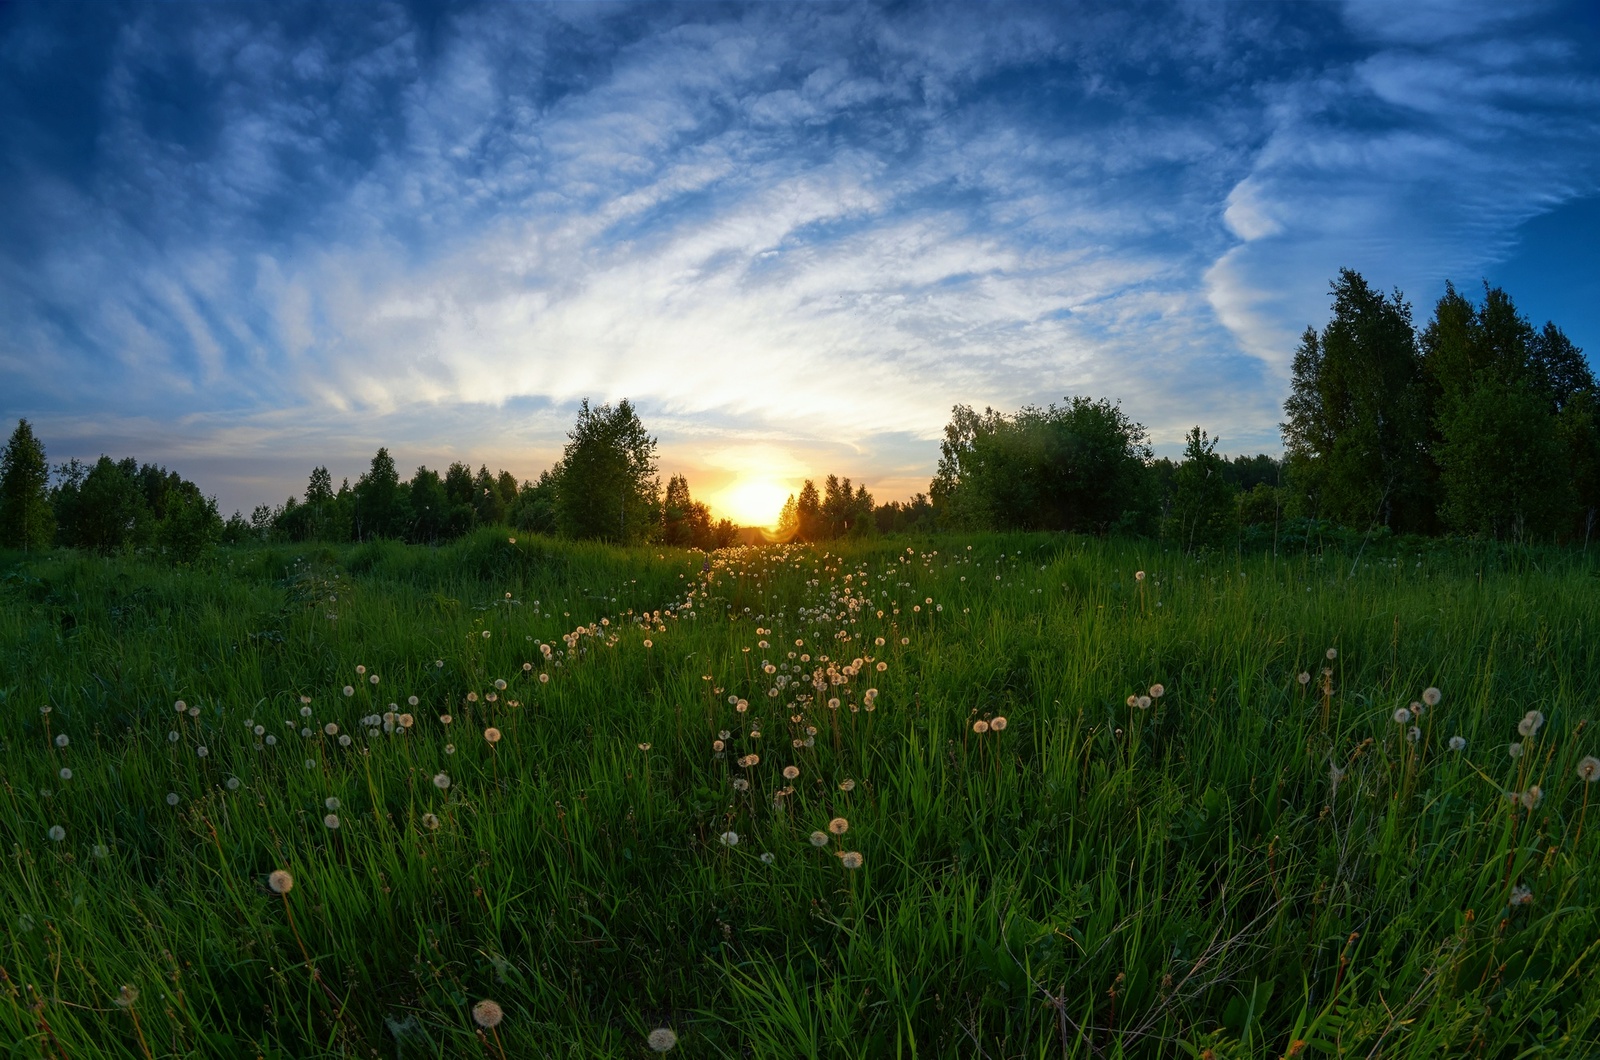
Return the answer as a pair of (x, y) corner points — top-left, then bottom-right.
(1, 529), (1598, 1058)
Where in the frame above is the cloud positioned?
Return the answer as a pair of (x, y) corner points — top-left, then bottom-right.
(1, 0), (1597, 518)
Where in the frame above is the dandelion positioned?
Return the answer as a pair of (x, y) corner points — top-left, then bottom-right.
(1326, 648), (1337, 660)
(47, 825), (65, 842)
(92, 844), (109, 859)
(1298, 672), (1311, 686)
(731, 778), (749, 791)
(1136, 695), (1151, 710)
(1519, 786), (1542, 810)
(1518, 711), (1545, 737)
(839, 779), (856, 792)
(356, 665), (366, 675)
(422, 813), (440, 830)
(166, 792), (180, 806)
(494, 679), (507, 691)
(720, 831), (739, 846)
(828, 817), (849, 835)
(435, 659), (444, 668)
(1422, 687), (1441, 707)
(196, 746), (208, 758)
(712, 740), (725, 752)
(990, 716), (1008, 731)
(174, 700), (186, 713)
(408, 695), (419, 707)
(445, 744), (455, 755)
(305, 759), (316, 769)
(840, 851), (864, 869)
(1149, 684), (1164, 698)
(268, 869), (294, 894)
(973, 720), (989, 733)
(539, 673), (549, 684)
(1135, 570), (1145, 581)
(638, 743), (652, 751)
(484, 727), (501, 744)
(1578, 756), (1600, 782)
(265, 734), (277, 746)
(1510, 883), (1533, 906)
(1509, 743), (1524, 759)
(760, 852), (775, 865)
(647, 1027), (678, 1052)
(440, 714), (453, 725)
(1449, 735), (1467, 752)
(643, 639), (653, 649)
(342, 686), (354, 697)
(472, 999), (504, 1029)
(1126, 695), (1138, 708)
(39, 705), (51, 715)
(1408, 726), (1421, 743)
(1394, 707), (1412, 725)
(810, 831), (829, 846)
(324, 814), (340, 829)
(59, 767), (72, 780)
(482, 630), (491, 640)
(783, 765), (800, 780)
(398, 713), (413, 728)
(253, 725), (265, 736)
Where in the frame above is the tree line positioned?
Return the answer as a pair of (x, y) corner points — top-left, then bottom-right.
(2, 270), (1594, 557)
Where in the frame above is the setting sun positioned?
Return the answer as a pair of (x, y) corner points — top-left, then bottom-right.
(710, 478), (793, 528)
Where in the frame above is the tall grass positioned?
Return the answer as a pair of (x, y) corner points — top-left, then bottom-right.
(0, 529), (1596, 1057)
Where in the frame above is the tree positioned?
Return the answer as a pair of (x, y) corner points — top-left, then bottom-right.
(474, 465), (507, 526)
(1282, 269), (1432, 532)
(63, 456), (147, 553)
(1169, 427), (1237, 551)
(0, 419), (54, 551)
(408, 466), (449, 543)
(661, 474), (714, 548)
(551, 399), (660, 543)
(353, 447), (406, 540)
(443, 462), (478, 537)
(932, 397), (1151, 533)
(1422, 283), (1576, 540)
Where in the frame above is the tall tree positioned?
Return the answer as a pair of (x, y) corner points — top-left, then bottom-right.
(1282, 269), (1431, 531)
(0, 419), (54, 551)
(353, 447), (405, 540)
(552, 399), (660, 543)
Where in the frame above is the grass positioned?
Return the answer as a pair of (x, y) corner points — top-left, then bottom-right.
(0, 528), (1597, 1058)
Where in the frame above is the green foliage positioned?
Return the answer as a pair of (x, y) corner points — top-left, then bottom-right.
(0, 418), (54, 551)
(1168, 426), (1239, 551)
(1282, 269), (1432, 532)
(1, 534), (1597, 1056)
(551, 398), (660, 543)
(932, 397), (1152, 532)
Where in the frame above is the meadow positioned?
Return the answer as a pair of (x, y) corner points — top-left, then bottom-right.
(1, 530), (1597, 1058)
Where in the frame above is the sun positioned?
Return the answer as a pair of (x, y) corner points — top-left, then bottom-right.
(712, 478), (792, 528)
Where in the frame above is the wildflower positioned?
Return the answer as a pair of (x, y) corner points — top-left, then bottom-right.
(839, 779), (856, 792)
(435, 660), (444, 668)
(253, 725), (265, 736)
(720, 831), (739, 846)
(1578, 756), (1600, 782)
(343, 686), (354, 697)
(268, 869), (294, 893)
(47, 825), (65, 842)
(1519, 786), (1542, 810)
(828, 817), (849, 835)
(1135, 570), (1145, 581)
(324, 814), (340, 830)
(482, 631), (491, 640)
(712, 740), (725, 752)
(398, 714), (414, 728)
(226, 776), (240, 790)
(356, 665), (367, 675)
(324, 723), (338, 736)
(840, 851), (864, 869)
(644, 639), (653, 648)
(59, 767), (72, 780)
(783, 765), (800, 780)
(1509, 743), (1524, 759)
(1298, 672), (1311, 686)
(174, 700), (185, 713)
(991, 716), (1008, 731)
(1149, 684), (1164, 698)
(760, 852), (775, 865)
(369, 674), (379, 685)
(115, 984), (139, 1008)
(539, 673), (549, 684)
(422, 812), (440, 830)
(1393, 707), (1412, 725)
(339, 734), (351, 746)
(810, 831), (829, 847)
(166, 792), (180, 806)
(408, 695), (419, 706)
(484, 727), (501, 744)
(494, 679), (507, 691)
(1510, 883), (1533, 906)
(1449, 735), (1467, 752)
(196, 746), (208, 758)
(39, 705), (51, 715)
(738, 754), (760, 768)
(731, 778), (749, 791)
(1326, 648), (1337, 660)
(445, 744), (455, 755)
(1136, 696), (1151, 710)
(1126, 695), (1138, 708)
(1422, 687), (1441, 706)
(973, 720), (989, 733)
(305, 759), (316, 769)
(647, 1027), (678, 1052)
(638, 743), (652, 751)
(1408, 726), (1421, 743)
(265, 735), (277, 745)
(472, 999), (504, 1029)
(1518, 711), (1545, 737)
(92, 844), (109, 858)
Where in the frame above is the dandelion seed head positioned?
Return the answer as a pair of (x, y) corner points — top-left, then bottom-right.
(1449, 735), (1467, 752)
(783, 765), (800, 780)
(1509, 742), (1524, 759)
(484, 727), (501, 744)
(472, 999), (503, 1028)
(828, 817), (849, 835)
(973, 720), (989, 733)
(1422, 687), (1441, 706)
(116, 984), (139, 1007)
(840, 851), (864, 869)
(58, 767), (72, 780)
(1578, 756), (1600, 782)
(810, 831), (829, 846)
(166, 792), (180, 806)
(47, 825), (65, 842)
(324, 814), (340, 830)
(1326, 648), (1337, 660)
(422, 812), (440, 830)
(268, 869), (293, 893)
(647, 1027), (678, 1052)
(720, 831), (739, 846)
(1393, 707), (1412, 725)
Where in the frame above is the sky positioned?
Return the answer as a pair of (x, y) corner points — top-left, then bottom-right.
(2, 1), (1598, 525)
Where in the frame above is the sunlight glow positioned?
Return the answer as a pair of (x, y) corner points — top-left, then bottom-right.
(711, 478), (793, 528)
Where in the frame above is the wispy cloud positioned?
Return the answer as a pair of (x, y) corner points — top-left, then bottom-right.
(1, 0), (1596, 516)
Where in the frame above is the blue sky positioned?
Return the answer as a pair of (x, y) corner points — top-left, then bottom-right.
(2, 0), (1598, 522)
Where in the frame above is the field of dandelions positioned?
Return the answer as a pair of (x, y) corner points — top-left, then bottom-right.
(2, 529), (1598, 1058)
